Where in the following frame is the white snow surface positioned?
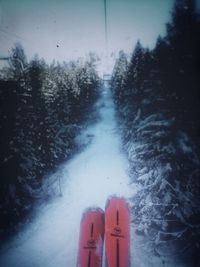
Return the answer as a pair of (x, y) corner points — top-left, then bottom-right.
(0, 83), (135, 267)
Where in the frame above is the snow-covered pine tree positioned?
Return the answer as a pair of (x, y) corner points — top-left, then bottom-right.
(111, 50), (128, 105)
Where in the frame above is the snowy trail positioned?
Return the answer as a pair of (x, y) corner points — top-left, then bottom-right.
(0, 83), (134, 267)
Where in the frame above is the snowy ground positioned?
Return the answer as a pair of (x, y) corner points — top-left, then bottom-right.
(0, 82), (135, 267)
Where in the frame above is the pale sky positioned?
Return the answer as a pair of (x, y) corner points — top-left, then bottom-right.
(0, 0), (199, 64)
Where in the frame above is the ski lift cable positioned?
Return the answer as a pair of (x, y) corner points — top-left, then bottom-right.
(104, 0), (108, 50)
(103, 0), (109, 75)
(0, 57), (9, 60)
(0, 27), (30, 43)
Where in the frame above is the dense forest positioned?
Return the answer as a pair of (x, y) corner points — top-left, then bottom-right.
(111, 0), (200, 263)
(0, 46), (100, 242)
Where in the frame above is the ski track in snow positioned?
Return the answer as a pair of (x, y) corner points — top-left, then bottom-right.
(0, 83), (135, 267)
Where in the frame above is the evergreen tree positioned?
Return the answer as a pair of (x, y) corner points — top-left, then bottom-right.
(166, 0), (200, 129)
(126, 40), (145, 92)
(7, 43), (28, 86)
(111, 50), (128, 105)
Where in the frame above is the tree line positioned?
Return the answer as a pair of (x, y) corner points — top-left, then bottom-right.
(111, 0), (200, 263)
(0, 44), (100, 241)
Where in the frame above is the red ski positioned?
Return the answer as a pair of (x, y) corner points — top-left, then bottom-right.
(77, 208), (104, 267)
(105, 196), (130, 267)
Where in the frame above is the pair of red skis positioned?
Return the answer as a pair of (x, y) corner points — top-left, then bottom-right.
(77, 196), (130, 267)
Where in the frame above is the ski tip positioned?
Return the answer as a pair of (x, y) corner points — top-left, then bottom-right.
(105, 195), (130, 210)
(81, 207), (104, 222)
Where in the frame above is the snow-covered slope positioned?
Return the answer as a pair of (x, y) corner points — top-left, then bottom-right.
(0, 82), (134, 267)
